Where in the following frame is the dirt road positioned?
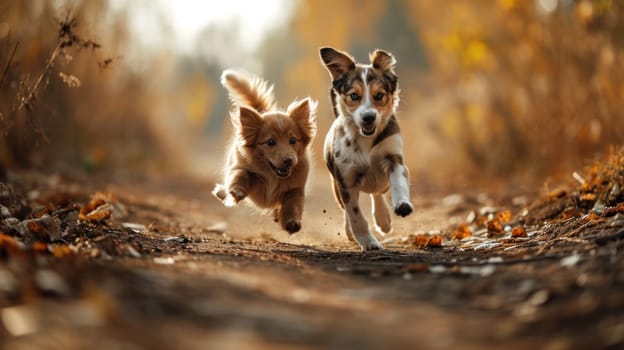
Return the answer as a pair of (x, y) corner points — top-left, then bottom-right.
(1, 171), (623, 349)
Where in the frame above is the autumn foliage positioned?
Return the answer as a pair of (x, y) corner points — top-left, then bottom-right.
(0, 1), (622, 183)
(407, 0), (624, 178)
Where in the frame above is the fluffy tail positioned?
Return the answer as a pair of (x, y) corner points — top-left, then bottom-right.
(221, 69), (276, 114)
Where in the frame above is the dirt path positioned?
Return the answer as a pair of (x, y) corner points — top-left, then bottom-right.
(1, 171), (623, 349)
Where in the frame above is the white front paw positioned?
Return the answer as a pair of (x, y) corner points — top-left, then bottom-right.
(223, 195), (237, 207)
(355, 233), (383, 251)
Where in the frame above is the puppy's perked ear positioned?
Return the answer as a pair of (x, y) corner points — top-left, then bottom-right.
(370, 49), (398, 92)
(235, 106), (264, 146)
(319, 47), (356, 80)
(288, 98), (317, 145)
(370, 49), (397, 73)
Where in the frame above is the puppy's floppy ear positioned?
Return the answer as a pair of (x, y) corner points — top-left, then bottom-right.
(319, 47), (356, 80)
(288, 98), (317, 145)
(234, 106), (263, 146)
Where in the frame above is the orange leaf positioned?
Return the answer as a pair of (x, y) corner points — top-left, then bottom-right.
(26, 221), (43, 233)
(412, 234), (443, 248)
(580, 193), (596, 201)
(496, 210), (512, 223)
(511, 226), (527, 238)
(487, 219), (504, 236)
(32, 242), (49, 252)
(413, 234), (430, 247)
(81, 204), (112, 222)
(0, 233), (18, 249)
(79, 197), (106, 217)
(428, 235), (443, 247)
(586, 212), (601, 221)
(561, 207), (582, 220)
(51, 245), (73, 258)
(548, 189), (566, 199)
(452, 224), (472, 240)
(79, 192), (113, 220)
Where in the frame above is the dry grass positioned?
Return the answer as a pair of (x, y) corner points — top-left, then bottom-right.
(0, 3), (166, 173)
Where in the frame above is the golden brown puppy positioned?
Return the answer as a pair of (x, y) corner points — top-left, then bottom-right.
(213, 69), (317, 233)
(320, 47), (413, 251)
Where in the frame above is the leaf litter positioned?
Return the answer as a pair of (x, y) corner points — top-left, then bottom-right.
(0, 148), (623, 348)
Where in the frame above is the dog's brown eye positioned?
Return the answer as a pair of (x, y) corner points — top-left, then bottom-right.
(373, 92), (384, 101)
(350, 93), (361, 101)
(266, 139), (276, 146)
(289, 137), (297, 145)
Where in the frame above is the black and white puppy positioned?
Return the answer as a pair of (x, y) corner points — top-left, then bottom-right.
(320, 47), (413, 251)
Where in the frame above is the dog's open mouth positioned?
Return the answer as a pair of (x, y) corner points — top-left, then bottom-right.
(269, 162), (292, 178)
(361, 123), (376, 136)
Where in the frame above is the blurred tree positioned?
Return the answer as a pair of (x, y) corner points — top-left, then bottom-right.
(407, 0), (624, 178)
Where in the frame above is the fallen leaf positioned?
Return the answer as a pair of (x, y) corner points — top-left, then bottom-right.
(31, 206), (48, 218)
(452, 224), (472, 240)
(496, 210), (512, 223)
(79, 192), (116, 222)
(602, 202), (624, 216)
(548, 189), (567, 199)
(51, 244), (73, 258)
(32, 242), (48, 253)
(585, 212), (601, 221)
(17, 215), (61, 241)
(474, 214), (489, 227)
(511, 226), (527, 238)
(121, 222), (146, 233)
(80, 203), (112, 222)
(428, 235), (443, 247)
(0, 233), (19, 250)
(580, 193), (597, 202)
(487, 219), (504, 236)
(26, 221), (43, 234)
(561, 206), (582, 219)
(412, 233), (443, 247)
(79, 197), (107, 218)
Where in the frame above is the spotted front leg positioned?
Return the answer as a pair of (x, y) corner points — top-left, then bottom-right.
(386, 154), (413, 217)
(340, 188), (382, 251)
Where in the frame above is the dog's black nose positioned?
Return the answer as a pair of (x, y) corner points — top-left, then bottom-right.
(283, 157), (294, 166)
(362, 112), (376, 124)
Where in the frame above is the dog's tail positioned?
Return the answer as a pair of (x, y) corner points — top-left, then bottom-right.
(221, 69), (276, 114)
